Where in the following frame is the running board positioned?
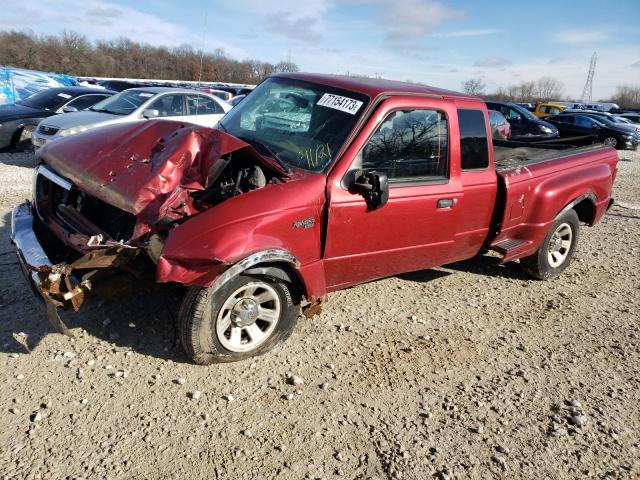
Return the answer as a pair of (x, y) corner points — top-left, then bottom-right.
(490, 239), (534, 263)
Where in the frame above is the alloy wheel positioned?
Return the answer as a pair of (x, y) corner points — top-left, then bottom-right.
(547, 222), (573, 268)
(215, 282), (281, 353)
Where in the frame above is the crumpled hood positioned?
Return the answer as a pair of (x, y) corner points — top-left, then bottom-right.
(39, 120), (280, 221)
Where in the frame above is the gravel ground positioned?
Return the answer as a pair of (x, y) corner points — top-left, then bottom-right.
(1, 148), (639, 480)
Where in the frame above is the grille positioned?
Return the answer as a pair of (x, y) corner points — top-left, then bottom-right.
(38, 125), (60, 136)
(35, 170), (136, 242)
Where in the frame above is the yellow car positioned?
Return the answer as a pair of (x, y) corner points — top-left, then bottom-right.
(534, 103), (566, 118)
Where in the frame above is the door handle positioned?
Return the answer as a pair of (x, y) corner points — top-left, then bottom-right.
(437, 198), (454, 209)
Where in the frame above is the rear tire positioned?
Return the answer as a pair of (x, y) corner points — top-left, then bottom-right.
(520, 209), (580, 280)
(178, 274), (300, 364)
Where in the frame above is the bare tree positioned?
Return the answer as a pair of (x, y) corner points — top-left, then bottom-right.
(461, 77), (486, 96)
(0, 30), (299, 84)
(275, 61), (300, 73)
(607, 85), (640, 108)
(534, 76), (564, 101)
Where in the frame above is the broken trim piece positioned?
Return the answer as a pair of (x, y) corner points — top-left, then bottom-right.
(302, 297), (324, 318)
(11, 202), (141, 336)
(37, 164), (73, 191)
(209, 249), (301, 295)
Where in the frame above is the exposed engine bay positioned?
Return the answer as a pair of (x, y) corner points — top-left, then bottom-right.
(193, 156), (276, 208)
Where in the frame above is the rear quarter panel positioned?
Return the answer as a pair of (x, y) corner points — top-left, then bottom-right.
(493, 146), (617, 255)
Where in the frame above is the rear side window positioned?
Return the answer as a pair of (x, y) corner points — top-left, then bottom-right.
(458, 109), (489, 170)
(186, 95), (224, 115)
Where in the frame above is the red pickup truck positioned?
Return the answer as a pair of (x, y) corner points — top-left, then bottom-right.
(11, 73), (618, 364)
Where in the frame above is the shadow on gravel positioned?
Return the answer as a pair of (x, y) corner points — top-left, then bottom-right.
(0, 209), (191, 362)
(0, 148), (37, 167)
(607, 212), (640, 220)
(445, 254), (530, 280)
(1, 200), (525, 363)
(399, 253), (529, 283)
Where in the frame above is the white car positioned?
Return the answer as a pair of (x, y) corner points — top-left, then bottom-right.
(32, 87), (231, 148)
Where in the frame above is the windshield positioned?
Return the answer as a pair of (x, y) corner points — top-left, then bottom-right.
(18, 90), (73, 111)
(511, 104), (538, 121)
(90, 90), (157, 115)
(592, 116), (622, 128)
(218, 77), (370, 172)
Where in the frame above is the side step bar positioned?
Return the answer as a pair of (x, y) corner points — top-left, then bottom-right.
(490, 238), (534, 263)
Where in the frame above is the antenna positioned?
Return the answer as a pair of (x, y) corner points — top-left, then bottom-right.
(580, 52), (597, 103)
(197, 13), (208, 84)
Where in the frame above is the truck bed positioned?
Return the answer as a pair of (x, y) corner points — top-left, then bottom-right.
(494, 142), (606, 171)
(489, 140), (617, 263)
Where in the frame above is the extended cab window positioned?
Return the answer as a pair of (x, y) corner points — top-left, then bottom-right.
(361, 109), (448, 183)
(458, 109), (489, 170)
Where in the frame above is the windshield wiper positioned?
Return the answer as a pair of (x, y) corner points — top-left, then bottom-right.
(239, 136), (292, 174)
(91, 107), (124, 115)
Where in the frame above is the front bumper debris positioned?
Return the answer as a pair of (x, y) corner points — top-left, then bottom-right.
(11, 201), (139, 336)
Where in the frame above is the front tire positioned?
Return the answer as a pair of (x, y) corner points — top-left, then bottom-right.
(14, 126), (35, 151)
(178, 274), (300, 364)
(520, 209), (580, 280)
(602, 136), (618, 149)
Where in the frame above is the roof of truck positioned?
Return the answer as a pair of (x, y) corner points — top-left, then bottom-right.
(277, 72), (473, 100)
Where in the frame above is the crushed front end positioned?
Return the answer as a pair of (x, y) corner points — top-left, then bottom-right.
(11, 120), (289, 335)
(11, 166), (146, 335)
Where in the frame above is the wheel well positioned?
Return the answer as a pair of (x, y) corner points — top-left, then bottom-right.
(10, 127), (24, 146)
(243, 262), (306, 298)
(572, 198), (596, 225)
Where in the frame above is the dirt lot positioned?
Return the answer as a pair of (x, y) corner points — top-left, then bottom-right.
(1, 148), (639, 480)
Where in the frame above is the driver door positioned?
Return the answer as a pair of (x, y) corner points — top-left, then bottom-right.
(323, 98), (462, 290)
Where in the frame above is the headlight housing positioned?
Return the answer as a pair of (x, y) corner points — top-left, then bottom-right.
(538, 125), (554, 134)
(58, 125), (90, 137)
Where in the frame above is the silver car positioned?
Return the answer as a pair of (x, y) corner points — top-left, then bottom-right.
(32, 87), (231, 148)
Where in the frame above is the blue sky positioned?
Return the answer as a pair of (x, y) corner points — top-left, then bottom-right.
(3, 0), (639, 98)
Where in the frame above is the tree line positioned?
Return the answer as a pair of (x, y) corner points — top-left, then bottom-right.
(462, 77), (640, 108)
(0, 30), (299, 85)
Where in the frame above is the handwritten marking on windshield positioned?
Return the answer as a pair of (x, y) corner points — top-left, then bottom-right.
(300, 144), (332, 170)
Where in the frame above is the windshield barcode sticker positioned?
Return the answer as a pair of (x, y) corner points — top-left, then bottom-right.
(57, 93), (72, 99)
(138, 92), (154, 97)
(317, 93), (363, 115)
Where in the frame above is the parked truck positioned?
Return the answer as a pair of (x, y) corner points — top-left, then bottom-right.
(11, 73), (618, 364)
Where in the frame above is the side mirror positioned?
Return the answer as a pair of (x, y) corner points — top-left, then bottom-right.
(142, 109), (160, 119)
(62, 105), (78, 113)
(350, 169), (389, 210)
